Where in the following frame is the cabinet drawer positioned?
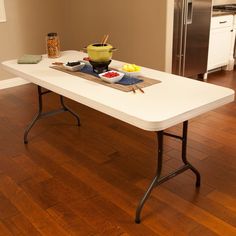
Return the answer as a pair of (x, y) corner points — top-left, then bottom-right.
(211, 15), (233, 29)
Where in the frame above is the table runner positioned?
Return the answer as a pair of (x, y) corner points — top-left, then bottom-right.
(51, 65), (161, 92)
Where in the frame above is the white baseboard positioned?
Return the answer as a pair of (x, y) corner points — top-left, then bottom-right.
(0, 77), (30, 90)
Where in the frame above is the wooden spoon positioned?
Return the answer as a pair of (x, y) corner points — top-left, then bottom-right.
(101, 34), (109, 45)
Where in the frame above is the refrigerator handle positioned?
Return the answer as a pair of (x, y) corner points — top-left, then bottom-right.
(178, 0), (186, 75)
(186, 0), (193, 25)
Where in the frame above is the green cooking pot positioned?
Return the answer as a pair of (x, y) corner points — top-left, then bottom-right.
(86, 43), (117, 62)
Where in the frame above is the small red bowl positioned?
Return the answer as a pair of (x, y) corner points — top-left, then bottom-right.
(99, 70), (124, 83)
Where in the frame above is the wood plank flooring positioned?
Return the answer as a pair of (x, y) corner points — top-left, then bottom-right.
(0, 70), (235, 235)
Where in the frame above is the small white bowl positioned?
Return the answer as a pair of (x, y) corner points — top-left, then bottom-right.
(118, 69), (141, 77)
(63, 61), (85, 71)
(99, 70), (124, 84)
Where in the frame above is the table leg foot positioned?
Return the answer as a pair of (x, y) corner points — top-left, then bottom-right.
(135, 219), (141, 224)
(135, 176), (159, 224)
(24, 113), (41, 144)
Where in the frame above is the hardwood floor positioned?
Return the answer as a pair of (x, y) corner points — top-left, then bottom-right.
(0, 70), (235, 235)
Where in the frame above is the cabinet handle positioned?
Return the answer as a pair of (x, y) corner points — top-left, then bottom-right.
(219, 21), (227, 24)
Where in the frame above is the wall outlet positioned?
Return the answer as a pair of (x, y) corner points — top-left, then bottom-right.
(0, 0), (6, 22)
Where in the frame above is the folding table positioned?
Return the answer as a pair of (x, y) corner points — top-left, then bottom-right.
(2, 51), (234, 223)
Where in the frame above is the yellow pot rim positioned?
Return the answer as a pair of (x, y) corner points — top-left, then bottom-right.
(87, 43), (113, 52)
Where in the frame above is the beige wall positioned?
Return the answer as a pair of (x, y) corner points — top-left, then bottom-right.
(63, 0), (169, 72)
(0, 0), (170, 80)
(0, 0), (64, 80)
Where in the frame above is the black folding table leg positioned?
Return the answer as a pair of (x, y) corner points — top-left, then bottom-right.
(134, 121), (201, 223)
(24, 86), (43, 144)
(60, 95), (80, 126)
(23, 86), (81, 144)
(181, 121), (201, 187)
(135, 131), (164, 224)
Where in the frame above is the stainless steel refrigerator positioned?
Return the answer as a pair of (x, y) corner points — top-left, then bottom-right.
(172, 0), (212, 78)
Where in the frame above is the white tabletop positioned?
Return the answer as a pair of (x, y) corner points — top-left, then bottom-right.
(2, 50), (234, 131)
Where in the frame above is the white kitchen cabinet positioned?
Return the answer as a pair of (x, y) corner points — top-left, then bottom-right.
(207, 15), (234, 71)
(0, 0), (6, 22)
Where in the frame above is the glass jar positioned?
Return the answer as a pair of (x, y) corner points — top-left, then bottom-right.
(46, 32), (60, 58)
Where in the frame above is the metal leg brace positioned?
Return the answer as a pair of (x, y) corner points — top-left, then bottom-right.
(24, 86), (80, 144)
(135, 121), (201, 223)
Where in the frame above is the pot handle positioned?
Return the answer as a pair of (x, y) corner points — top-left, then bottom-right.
(109, 47), (118, 52)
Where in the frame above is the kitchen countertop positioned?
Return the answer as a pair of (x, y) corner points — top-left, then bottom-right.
(212, 10), (235, 17)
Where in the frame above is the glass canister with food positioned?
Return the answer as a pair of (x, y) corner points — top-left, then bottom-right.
(46, 32), (60, 58)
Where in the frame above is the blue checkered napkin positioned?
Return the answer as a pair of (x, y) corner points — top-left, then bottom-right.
(80, 65), (143, 85)
(116, 76), (143, 85)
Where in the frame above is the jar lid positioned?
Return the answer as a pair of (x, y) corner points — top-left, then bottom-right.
(47, 32), (58, 37)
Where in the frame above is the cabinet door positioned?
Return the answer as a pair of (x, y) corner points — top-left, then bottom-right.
(207, 27), (232, 71)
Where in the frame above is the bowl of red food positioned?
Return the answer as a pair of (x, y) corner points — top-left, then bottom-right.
(99, 70), (124, 83)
